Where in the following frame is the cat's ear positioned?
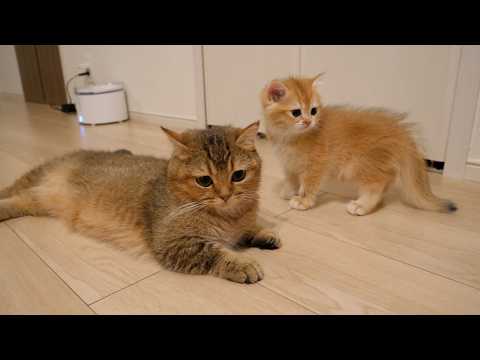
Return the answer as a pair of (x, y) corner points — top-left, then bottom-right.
(265, 80), (288, 103)
(161, 127), (192, 155)
(236, 121), (260, 151)
(311, 72), (325, 89)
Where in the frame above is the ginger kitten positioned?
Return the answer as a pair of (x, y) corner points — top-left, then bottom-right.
(0, 122), (281, 283)
(260, 75), (457, 215)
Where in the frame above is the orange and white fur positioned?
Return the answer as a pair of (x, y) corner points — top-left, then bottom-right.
(260, 74), (457, 216)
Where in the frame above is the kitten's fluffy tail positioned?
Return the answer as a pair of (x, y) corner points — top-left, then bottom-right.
(398, 151), (457, 213)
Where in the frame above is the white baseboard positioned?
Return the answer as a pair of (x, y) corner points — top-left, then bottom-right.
(465, 163), (480, 182)
(129, 111), (200, 131)
(0, 92), (24, 101)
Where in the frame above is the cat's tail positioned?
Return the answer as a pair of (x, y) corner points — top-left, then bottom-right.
(0, 164), (45, 199)
(398, 150), (457, 213)
(0, 164), (50, 221)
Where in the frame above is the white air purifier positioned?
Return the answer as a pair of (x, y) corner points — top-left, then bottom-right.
(75, 82), (129, 125)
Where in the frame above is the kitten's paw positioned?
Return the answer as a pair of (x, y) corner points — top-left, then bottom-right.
(280, 184), (296, 200)
(218, 256), (264, 284)
(346, 200), (368, 216)
(252, 229), (282, 250)
(289, 196), (315, 210)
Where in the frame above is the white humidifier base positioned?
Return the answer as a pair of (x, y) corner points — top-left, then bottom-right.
(75, 82), (129, 125)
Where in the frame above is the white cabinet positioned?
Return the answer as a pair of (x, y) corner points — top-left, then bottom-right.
(468, 92), (480, 165)
(203, 46), (299, 132)
(465, 91), (480, 181)
(301, 46), (458, 162)
(203, 45), (460, 162)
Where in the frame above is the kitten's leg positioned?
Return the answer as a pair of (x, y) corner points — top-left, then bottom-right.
(289, 170), (325, 210)
(281, 172), (299, 200)
(237, 226), (282, 250)
(156, 237), (264, 284)
(0, 193), (48, 221)
(346, 181), (388, 216)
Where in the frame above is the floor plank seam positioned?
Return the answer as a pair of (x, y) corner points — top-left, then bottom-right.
(5, 222), (93, 313)
(258, 283), (319, 314)
(272, 209), (292, 218)
(88, 306), (99, 315)
(279, 218), (480, 293)
(88, 269), (163, 307)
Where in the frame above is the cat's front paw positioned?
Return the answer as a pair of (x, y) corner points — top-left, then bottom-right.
(289, 196), (315, 210)
(251, 229), (282, 250)
(346, 200), (368, 216)
(217, 256), (264, 284)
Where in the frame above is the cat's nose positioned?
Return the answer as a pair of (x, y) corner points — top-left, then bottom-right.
(302, 119), (311, 127)
(218, 189), (231, 202)
(220, 193), (231, 202)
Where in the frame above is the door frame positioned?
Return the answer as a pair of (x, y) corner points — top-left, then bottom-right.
(443, 45), (480, 180)
(193, 45), (208, 129)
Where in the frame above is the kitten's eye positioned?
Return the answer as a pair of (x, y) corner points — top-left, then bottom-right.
(311, 107), (317, 116)
(291, 109), (302, 117)
(231, 170), (246, 182)
(195, 176), (213, 187)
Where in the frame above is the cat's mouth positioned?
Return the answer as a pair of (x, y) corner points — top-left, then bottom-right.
(213, 196), (240, 209)
(205, 193), (257, 215)
(294, 121), (315, 131)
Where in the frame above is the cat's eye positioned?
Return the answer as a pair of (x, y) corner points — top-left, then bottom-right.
(231, 170), (246, 182)
(196, 176), (213, 187)
(291, 109), (302, 118)
(311, 107), (318, 116)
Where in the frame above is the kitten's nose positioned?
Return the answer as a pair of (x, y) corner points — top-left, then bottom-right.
(302, 119), (311, 127)
(220, 193), (231, 202)
(218, 190), (231, 202)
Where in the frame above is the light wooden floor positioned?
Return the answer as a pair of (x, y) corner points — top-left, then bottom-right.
(1, 93), (480, 314)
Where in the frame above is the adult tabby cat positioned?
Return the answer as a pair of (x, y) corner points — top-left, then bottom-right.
(260, 74), (457, 215)
(0, 122), (281, 283)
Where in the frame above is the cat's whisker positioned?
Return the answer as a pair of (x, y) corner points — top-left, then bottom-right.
(165, 201), (208, 221)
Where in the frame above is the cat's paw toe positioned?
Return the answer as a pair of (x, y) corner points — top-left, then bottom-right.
(346, 200), (367, 216)
(220, 257), (264, 284)
(289, 196), (315, 210)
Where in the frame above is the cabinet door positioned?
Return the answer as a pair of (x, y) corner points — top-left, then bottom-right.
(203, 45), (299, 131)
(300, 46), (459, 162)
(14, 45), (46, 104)
(15, 45), (67, 105)
(36, 46), (67, 105)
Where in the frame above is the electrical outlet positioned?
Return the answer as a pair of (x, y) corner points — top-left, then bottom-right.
(77, 63), (91, 77)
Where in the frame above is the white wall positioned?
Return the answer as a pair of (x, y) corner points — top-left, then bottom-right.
(203, 45), (459, 162)
(0, 45), (23, 95)
(59, 45), (198, 121)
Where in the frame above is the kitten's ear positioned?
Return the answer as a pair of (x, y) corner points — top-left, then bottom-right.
(161, 127), (191, 153)
(265, 80), (288, 103)
(236, 121), (260, 151)
(311, 72), (325, 89)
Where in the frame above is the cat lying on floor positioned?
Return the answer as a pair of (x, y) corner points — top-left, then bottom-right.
(0, 122), (281, 284)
